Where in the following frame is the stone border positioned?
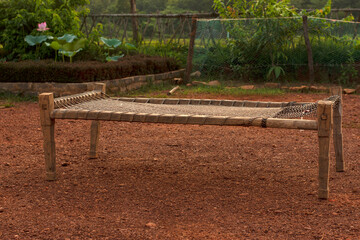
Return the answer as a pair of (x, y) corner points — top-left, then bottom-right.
(0, 69), (185, 97)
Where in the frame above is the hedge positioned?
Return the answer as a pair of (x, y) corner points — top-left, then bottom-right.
(0, 55), (180, 83)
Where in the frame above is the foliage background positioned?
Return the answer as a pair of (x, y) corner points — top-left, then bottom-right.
(0, 0), (89, 60)
(86, 0), (360, 14)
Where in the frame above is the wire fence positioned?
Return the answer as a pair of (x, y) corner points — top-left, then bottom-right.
(193, 17), (360, 84)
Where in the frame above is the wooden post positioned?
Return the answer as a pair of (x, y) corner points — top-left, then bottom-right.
(89, 121), (100, 159)
(317, 100), (333, 199)
(330, 86), (345, 172)
(302, 15), (315, 84)
(39, 93), (56, 181)
(130, 0), (139, 43)
(89, 83), (106, 159)
(184, 16), (197, 84)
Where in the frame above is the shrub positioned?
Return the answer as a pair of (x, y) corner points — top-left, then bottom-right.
(0, 55), (180, 83)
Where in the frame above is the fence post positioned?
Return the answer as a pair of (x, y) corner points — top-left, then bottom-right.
(184, 16), (197, 84)
(130, 0), (139, 43)
(302, 15), (315, 84)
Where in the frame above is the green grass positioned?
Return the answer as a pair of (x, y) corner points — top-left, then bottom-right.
(114, 81), (286, 98)
(183, 85), (285, 96)
(0, 91), (37, 108)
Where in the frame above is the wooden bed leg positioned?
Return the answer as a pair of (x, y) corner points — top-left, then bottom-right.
(89, 121), (100, 159)
(89, 83), (106, 159)
(317, 101), (333, 199)
(39, 93), (56, 181)
(330, 87), (345, 172)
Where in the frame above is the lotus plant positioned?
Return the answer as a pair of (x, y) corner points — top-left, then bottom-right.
(25, 22), (53, 59)
(100, 37), (136, 62)
(100, 37), (124, 61)
(37, 22), (50, 32)
(46, 34), (86, 62)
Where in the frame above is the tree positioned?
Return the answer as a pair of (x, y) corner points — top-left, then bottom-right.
(333, 0), (360, 8)
(213, 0), (298, 18)
(87, 0), (130, 14)
(163, 0), (214, 13)
(291, 0), (360, 9)
(137, 0), (168, 13)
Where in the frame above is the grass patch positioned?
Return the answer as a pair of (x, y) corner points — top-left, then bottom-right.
(115, 81), (285, 98)
(0, 91), (37, 108)
(114, 82), (175, 97)
(182, 85), (285, 96)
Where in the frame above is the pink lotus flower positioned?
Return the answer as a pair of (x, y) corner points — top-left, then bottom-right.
(37, 22), (50, 32)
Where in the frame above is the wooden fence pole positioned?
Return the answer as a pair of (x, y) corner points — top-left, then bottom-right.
(89, 83), (106, 159)
(184, 16), (197, 84)
(302, 15), (315, 84)
(130, 0), (139, 43)
(317, 100), (333, 199)
(330, 86), (345, 172)
(39, 93), (56, 181)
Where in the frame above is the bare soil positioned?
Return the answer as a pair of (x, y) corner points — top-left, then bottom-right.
(0, 92), (360, 240)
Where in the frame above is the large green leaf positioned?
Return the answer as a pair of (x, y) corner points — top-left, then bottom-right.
(24, 35), (49, 46)
(61, 38), (86, 52)
(124, 43), (136, 50)
(58, 34), (78, 43)
(45, 41), (62, 51)
(59, 48), (83, 57)
(106, 54), (124, 62)
(100, 37), (122, 48)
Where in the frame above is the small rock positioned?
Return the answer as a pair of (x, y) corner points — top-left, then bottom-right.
(356, 85), (360, 93)
(186, 83), (192, 87)
(61, 162), (70, 167)
(4, 163), (10, 167)
(309, 86), (328, 92)
(0, 207), (4, 212)
(191, 81), (207, 86)
(264, 82), (280, 88)
(343, 88), (356, 94)
(289, 86), (309, 92)
(190, 71), (201, 77)
(240, 85), (255, 90)
(173, 78), (183, 84)
(145, 222), (157, 228)
(207, 80), (221, 86)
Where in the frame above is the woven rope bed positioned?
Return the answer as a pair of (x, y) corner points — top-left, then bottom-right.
(39, 83), (345, 199)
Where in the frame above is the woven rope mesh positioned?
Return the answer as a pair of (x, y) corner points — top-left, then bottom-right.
(193, 17), (360, 83)
(55, 94), (340, 119)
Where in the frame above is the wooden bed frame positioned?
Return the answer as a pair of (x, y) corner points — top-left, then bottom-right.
(39, 83), (344, 199)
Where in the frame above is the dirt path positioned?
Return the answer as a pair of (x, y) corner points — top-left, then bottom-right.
(0, 93), (359, 239)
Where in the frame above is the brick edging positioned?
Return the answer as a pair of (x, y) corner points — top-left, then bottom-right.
(0, 69), (185, 97)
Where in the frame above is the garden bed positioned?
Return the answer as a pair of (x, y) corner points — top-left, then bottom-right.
(0, 55), (184, 96)
(0, 55), (180, 83)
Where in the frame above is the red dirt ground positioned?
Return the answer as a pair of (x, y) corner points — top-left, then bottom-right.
(0, 92), (359, 240)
